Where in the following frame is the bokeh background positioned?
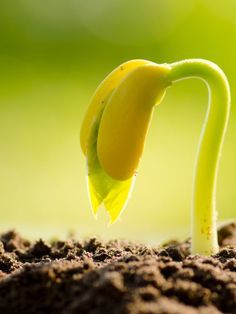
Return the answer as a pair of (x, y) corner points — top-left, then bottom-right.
(0, 0), (235, 242)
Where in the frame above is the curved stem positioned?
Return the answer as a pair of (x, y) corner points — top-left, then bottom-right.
(166, 59), (230, 255)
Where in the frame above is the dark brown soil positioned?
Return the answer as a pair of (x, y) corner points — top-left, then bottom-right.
(0, 223), (236, 314)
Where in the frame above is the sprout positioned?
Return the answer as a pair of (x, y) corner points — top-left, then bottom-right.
(80, 59), (230, 256)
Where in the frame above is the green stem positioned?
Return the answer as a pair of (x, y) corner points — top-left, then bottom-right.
(166, 59), (230, 255)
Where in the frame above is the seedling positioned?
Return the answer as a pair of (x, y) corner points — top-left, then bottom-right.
(80, 59), (230, 256)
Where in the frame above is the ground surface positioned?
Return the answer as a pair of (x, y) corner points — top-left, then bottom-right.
(0, 223), (236, 314)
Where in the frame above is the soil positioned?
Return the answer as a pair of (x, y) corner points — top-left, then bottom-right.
(0, 223), (235, 314)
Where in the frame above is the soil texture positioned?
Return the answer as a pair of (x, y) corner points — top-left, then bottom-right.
(0, 222), (236, 314)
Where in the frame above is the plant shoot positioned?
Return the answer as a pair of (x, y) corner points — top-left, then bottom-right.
(80, 59), (230, 256)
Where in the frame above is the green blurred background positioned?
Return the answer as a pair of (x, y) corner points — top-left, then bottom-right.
(0, 0), (235, 242)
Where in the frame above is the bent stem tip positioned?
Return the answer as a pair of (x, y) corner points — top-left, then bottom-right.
(167, 59), (230, 255)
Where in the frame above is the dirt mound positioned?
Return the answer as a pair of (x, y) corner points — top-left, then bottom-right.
(0, 223), (235, 314)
